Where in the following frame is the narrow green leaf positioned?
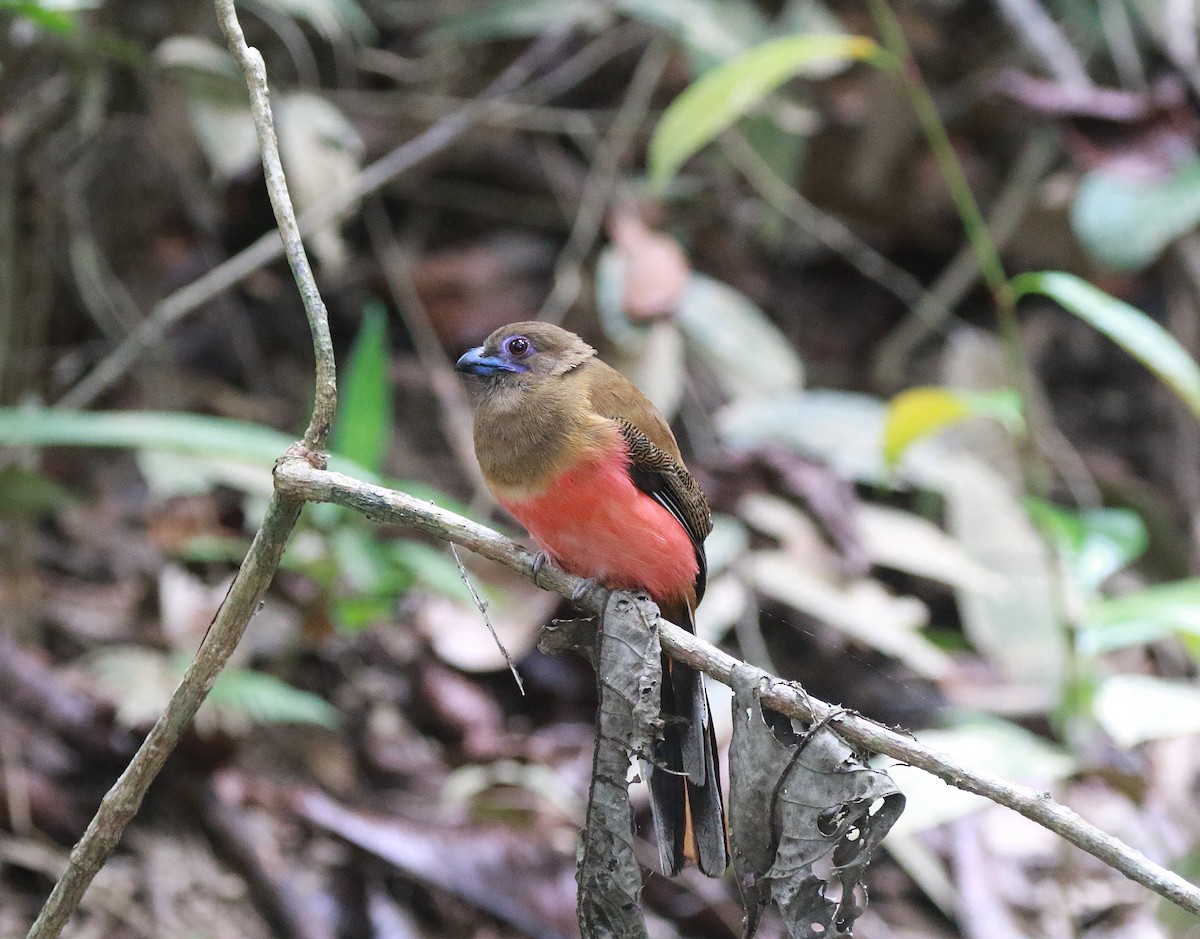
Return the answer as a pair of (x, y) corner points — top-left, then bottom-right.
(1078, 578), (1200, 655)
(1012, 271), (1200, 419)
(0, 407), (472, 516)
(0, 407), (295, 463)
(332, 302), (392, 474)
(648, 33), (884, 189)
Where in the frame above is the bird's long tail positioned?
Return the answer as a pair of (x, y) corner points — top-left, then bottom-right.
(648, 598), (728, 876)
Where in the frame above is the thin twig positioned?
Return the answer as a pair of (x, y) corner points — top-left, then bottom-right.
(1164, 0), (1200, 100)
(867, 0), (1045, 489)
(361, 200), (487, 499)
(218, 6), (335, 449)
(57, 27), (573, 410)
(23, 1), (335, 934)
(539, 36), (670, 324)
(990, 0), (1092, 88)
(449, 543), (525, 695)
(721, 128), (941, 322)
(870, 129), (1060, 389)
(271, 457), (1200, 919)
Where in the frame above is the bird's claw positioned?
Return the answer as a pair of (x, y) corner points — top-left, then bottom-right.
(531, 553), (601, 605)
(531, 551), (551, 589)
(570, 578), (601, 604)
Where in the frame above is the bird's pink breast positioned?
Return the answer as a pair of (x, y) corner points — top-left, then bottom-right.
(498, 445), (698, 603)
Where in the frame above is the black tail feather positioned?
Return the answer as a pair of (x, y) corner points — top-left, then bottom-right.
(648, 601), (728, 877)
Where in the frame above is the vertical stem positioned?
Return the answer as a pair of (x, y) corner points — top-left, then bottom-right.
(214, 0), (336, 451)
(865, 0), (1039, 469)
(24, 2), (339, 934)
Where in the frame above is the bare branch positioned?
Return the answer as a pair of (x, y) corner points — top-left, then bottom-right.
(214, 0), (335, 449)
(24, 490), (304, 939)
(23, 0), (336, 932)
(272, 457), (1200, 920)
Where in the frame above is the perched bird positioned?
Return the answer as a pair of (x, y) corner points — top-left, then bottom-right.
(455, 321), (727, 877)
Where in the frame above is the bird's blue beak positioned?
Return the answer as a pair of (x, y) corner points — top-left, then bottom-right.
(455, 346), (519, 376)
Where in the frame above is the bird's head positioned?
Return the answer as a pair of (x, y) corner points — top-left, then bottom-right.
(455, 322), (596, 387)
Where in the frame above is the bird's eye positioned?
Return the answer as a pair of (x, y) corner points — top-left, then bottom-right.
(505, 336), (531, 356)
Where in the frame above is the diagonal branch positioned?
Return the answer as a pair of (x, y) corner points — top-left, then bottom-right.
(271, 457), (1200, 920)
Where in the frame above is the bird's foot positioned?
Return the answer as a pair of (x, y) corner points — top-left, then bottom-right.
(531, 551), (553, 589)
(531, 553), (603, 605)
(570, 577), (601, 604)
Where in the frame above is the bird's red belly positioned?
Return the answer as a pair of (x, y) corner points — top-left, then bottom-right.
(498, 451), (698, 602)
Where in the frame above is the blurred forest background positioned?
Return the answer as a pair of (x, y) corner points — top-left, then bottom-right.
(3, 0), (1200, 936)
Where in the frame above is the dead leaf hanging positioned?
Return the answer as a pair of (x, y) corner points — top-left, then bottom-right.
(574, 593), (663, 939)
(728, 665), (904, 938)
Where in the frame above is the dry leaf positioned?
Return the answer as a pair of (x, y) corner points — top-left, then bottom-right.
(729, 665), (904, 938)
(606, 209), (691, 321)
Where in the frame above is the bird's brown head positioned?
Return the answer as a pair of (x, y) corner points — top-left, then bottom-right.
(454, 322), (596, 388)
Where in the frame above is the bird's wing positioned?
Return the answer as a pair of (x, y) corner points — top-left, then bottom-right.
(613, 418), (712, 601)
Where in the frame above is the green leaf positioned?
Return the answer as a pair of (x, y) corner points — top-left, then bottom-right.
(648, 33), (884, 189)
(0, 466), (76, 515)
(1026, 499), (1148, 598)
(0, 407), (372, 479)
(1012, 271), (1200, 420)
(91, 648), (338, 731)
(332, 301), (393, 474)
(332, 594), (394, 633)
(0, 1), (79, 32)
(0, 407), (293, 462)
(1078, 578), (1200, 655)
(882, 386), (1022, 467)
(206, 667), (339, 728)
(1071, 160), (1200, 271)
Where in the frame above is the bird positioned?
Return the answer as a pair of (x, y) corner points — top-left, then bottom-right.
(455, 321), (727, 877)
